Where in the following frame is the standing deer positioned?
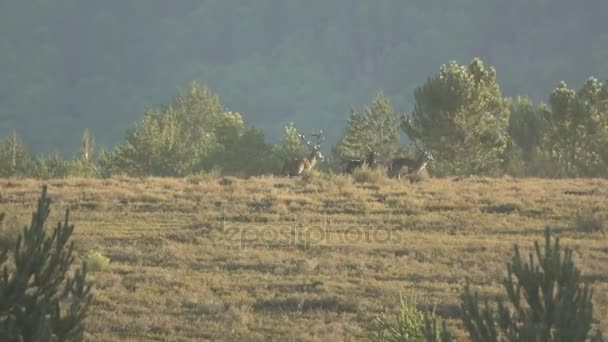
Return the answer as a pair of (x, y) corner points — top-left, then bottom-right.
(341, 151), (380, 174)
(389, 145), (434, 180)
(281, 131), (325, 177)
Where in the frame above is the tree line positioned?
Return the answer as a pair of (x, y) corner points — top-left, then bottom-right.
(2, 58), (607, 178)
(2, 1), (607, 154)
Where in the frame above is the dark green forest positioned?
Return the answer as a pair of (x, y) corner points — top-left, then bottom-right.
(1, 1), (607, 154)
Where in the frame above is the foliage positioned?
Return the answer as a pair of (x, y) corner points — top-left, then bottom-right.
(207, 125), (277, 176)
(504, 97), (545, 176)
(403, 58), (509, 176)
(460, 227), (603, 341)
(34, 151), (71, 179)
(109, 109), (210, 177)
(0, 132), (35, 177)
(273, 123), (305, 161)
(335, 92), (400, 164)
(106, 82), (278, 177)
(70, 129), (98, 177)
(370, 293), (449, 342)
(85, 250), (110, 272)
(0, 186), (93, 341)
(3, 1), (607, 155)
(541, 78), (608, 177)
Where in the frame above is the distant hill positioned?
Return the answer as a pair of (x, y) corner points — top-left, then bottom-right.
(1, 0), (606, 153)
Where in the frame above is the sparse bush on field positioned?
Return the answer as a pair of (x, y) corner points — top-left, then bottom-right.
(406, 168), (430, 183)
(370, 293), (449, 342)
(331, 173), (352, 190)
(575, 209), (607, 234)
(375, 228), (605, 341)
(186, 168), (222, 184)
(86, 250), (111, 271)
(352, 164), (386, 184)
(0, 185), (93, 341)
(299, 169), (322, 184)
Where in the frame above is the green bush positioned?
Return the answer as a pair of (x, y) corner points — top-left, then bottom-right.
(86, 250), (111, 272)
(371, 294), (449, 342)
(0, 186), (93, 340)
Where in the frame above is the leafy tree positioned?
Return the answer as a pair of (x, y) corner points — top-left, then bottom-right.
(109, 82), (223, 176)
(504, 97), (545, 176)
(0, 132), (35, 177)
(333, 110), (366, 160)
(70, 129), (98, 177)
(541, 78), (608, 177)
(3, 1), (608, 153)
(34, 151), (71, 179)
(403, 58), (509, 176)
(335, 92), (400, 164)
(273, 123), (305, 161)
(106, 83), (278, 177)
(0, 185), (93, 341)
(109, 107), (198, 176)
(206, 116), (276, 176)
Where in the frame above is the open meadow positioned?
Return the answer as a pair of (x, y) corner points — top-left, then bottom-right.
(1, 175), (607, 341)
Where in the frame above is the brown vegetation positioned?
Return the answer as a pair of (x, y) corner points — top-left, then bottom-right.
(0, 176), (607, 340)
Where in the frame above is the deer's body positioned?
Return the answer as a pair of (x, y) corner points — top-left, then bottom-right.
(282, 150), (322, 177)
(281, 131), (324, 177)
(389, 151), (432, 179)
(342, 151), (379, 174)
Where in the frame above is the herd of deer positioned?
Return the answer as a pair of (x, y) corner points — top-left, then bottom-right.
(280, 131), (434, 180)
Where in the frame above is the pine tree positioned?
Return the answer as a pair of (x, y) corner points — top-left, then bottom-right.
(71, 129), (98, 177)
(460, 227), (603, 341)
(541, 78), (608, 177)
(0, 132), (34, 177)
(0, 186), (93, 341)
(403, 58), (509, 176)
(335, 92), (400, 163)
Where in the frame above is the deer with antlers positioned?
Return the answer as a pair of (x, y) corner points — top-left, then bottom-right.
(388, 142), (434, 180)
(341, 151), (380, 174)
(281, 131), (325, 177)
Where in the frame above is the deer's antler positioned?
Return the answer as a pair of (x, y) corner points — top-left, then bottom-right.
(310, 130), (325, 147)
(298, 134), (314, 149)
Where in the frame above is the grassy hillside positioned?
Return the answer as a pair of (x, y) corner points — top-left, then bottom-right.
(1, 175), (607, 340)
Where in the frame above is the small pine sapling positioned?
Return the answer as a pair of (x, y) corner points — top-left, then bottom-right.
(0, 185), (93, 341)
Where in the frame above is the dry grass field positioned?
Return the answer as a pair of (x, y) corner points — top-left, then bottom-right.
(1, 174), (607, 341)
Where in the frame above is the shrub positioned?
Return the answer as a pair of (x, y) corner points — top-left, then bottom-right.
(186, 168), (222, 184)
(370, 294), (449, 342)
(299, 169), (321, 184)
(574, 209), (607, 234)
(86, 250), (111, 272)
(352, 164), (386, 184)
(34, 152), (71, 179)
(0, 186), (93, 340)
(0, 214), (20, 252)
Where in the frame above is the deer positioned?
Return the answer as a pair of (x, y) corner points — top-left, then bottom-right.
(388, 143), (434, 180)
(341, 151), (380, 174)
(281, 131), (325, 177)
